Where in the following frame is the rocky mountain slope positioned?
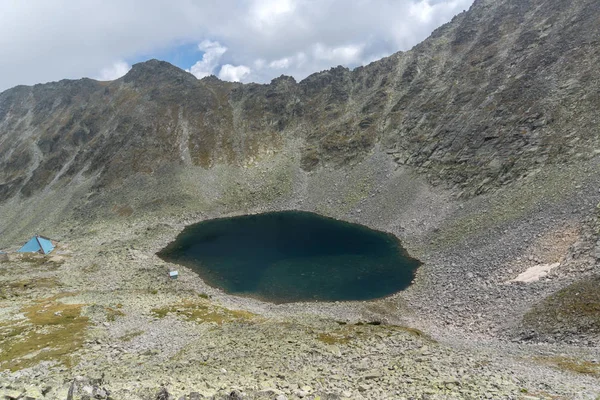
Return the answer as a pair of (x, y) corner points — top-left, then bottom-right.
(2, 0), (600, 398)
(1, 0), (599, 206)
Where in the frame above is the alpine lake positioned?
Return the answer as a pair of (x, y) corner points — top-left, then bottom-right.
(158, 211), (421, 303)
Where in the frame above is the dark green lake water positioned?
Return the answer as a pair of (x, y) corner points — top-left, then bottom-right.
(157, 211), (421, 303)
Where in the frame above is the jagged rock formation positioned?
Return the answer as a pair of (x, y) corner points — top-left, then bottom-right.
(1, 0), (599, 204)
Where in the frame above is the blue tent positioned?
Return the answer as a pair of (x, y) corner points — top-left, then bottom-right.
(18, 235), (55, 255)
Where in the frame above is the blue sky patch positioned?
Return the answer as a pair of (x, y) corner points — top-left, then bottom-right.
(130, 42), (203, 71)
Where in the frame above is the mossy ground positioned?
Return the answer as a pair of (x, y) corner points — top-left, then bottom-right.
(0, 294), (88, 371)
(151, 299), (255, 325)
(105, 305), (126, 322)
(534, 356), (600, 377)
(0, 277), (60, 299)
(522, 275), (600, 336)
(316, 323), (432, 346)
(118, 330), (144, 342)
(429, 162), (586, 252)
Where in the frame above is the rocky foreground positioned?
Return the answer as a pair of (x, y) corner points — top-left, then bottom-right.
(1, 180), (600, 400)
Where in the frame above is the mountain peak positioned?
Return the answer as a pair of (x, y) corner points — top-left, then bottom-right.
(122, 59), (197, 86)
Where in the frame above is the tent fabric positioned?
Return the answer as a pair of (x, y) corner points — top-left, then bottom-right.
(18, 235), (55, 254)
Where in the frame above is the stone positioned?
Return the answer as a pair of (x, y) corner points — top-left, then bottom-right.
(2, 389), (23, 400)
(594, 241), (600, 259)
(94, 387), (108, 398)
(360, 383), (374, 393)
(362, 370), (383, 380)
(294, 389), (307, 398)
(227, 390), (243, 400)
(156, 387), (170, 400)
(82, 385), (94, 396)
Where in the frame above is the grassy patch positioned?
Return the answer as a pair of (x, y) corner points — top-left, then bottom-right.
(1, 277), (60, 298)
(535, 356), (600, 377)
(316, 323), (431, 346)
(105, 307), (125, 322)
(82, 263), (100, 273)
(7, 277), (59, 291)
(151, 299), (255, 325)
(113, 204), (134, 217)
(0, 295), (88, 371)
(118, 330), (144, 342)
(317, 332), (353, 345)
(430, 164), (583, 251)
(17, 253), (64, 268)
(522, 275), (600, 336)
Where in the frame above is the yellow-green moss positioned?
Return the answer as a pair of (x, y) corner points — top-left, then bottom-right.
(317, 332), (353, 345)
(7, 277), (59, 291)
(151, 299), (255, 325)
(118, 330), (144, 342)
(105, 306), (126, 322)
(535, 356), (600, 377)
(0, 295), (89, 371)
(82, 263), (100, 273)
(316, 323), (431, 346)
(522, 275), (600, 335)
(1, 277), (60, 298)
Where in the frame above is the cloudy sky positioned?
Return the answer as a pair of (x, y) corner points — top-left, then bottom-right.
(0, 0), (474, 92)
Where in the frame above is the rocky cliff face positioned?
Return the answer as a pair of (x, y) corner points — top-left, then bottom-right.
(1, 0), (599, 205)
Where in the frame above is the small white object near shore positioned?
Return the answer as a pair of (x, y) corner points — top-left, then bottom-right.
(169, 270), (179, 279)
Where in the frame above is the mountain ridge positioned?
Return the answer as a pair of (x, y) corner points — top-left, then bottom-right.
(0, 0), (599, 234)
(1, 0), (599, 207)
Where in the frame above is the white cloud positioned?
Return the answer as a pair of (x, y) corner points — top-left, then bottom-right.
(312, 43), (364, 63)
(188, 40), (227, 79)
(187, 40), (251, 82)
(410, 1), (435, 23)
(218, 64), (251, 82)
(269, 57), (291, 69)
(0, 0), (475, 92)
(249, 0), (297, 29)
(96, 61), (131, 81)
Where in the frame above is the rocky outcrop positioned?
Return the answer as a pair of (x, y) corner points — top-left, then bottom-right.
(1, 0), (599, 205)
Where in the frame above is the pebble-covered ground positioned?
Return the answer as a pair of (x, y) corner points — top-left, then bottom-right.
(1, 206), (599, 400)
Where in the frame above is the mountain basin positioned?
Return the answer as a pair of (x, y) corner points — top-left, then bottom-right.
(157, 211), (421, 303)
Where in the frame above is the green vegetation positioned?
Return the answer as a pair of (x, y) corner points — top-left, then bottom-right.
(522, 275), (600, 336)
(16, 253), (65, 269)
(316, 323), (432, 346)
(118, 330), (144, 342)
(430, 163), (584, 251)
(8, 277), (59, 290)
(317, 332), (353, 345)
(1, 277), (60, 298)
(151, 299), (255, 325)
(535, 356), (600, 377)
(105, 306), (126, 322)
(0, 294), (88, 371)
